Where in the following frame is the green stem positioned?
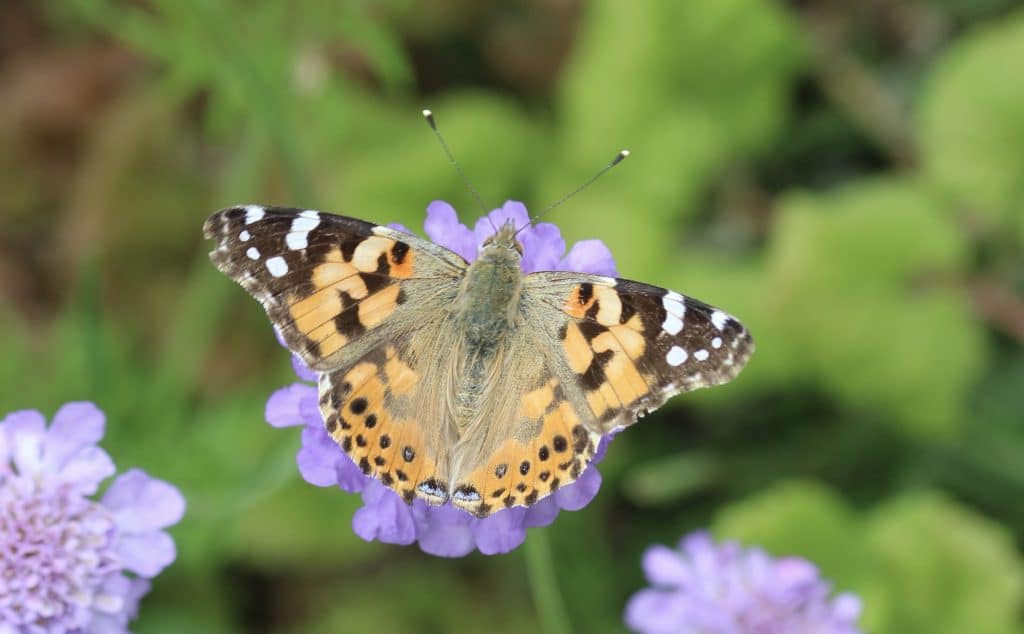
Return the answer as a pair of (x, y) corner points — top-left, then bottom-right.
(524, 530), (574, 634)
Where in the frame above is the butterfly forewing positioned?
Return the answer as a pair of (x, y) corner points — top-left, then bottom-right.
(526, 272), (754, 433)
(204, 205), (464, 370)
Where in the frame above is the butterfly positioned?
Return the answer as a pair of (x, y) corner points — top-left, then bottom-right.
(204, 204), (754, 517)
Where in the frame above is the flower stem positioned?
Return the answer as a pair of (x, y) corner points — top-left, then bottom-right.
(524, 530), (574, 634)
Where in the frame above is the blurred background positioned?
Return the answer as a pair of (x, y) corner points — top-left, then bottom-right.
(2, 0), (1023, 632)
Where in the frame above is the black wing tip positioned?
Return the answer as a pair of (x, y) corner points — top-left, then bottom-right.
(203, 205), (247, 239)
(202, 214), (223, 239)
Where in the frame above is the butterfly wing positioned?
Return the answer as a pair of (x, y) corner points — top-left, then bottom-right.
(446, 346), (607, 516)
(445, 272), (754, 517)
(205, 205), (467, 503)
(204, 205), (466, 371)
(315, 331), (462, 506)
(527, 272), (755, 431)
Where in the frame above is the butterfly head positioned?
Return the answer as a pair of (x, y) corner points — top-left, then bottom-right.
(479, 219), (524, 265)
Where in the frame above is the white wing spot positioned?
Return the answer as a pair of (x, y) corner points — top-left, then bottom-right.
(239, 230), (251, 241)
(712, 337), (723, 349)
(662, 294), (685, 319)
(286, 214), (320, 251)
(246, 247), (260, 260)
(710, 310), (729, 331)
(666, 346), (688, 366)
(663, 313), (683, 335)
(266, 256), (288, 277)
(244, 205), (265, 225)
(694, 349), (710, 361)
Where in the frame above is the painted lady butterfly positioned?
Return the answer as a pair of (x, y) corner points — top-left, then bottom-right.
(205, 204), (753, 517)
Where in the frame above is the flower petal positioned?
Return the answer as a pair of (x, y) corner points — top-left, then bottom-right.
(472, 507), (527, 555)
(473, 200), (532, 247)
(335, 455), (369, 493)
(265, 384), (315, 428)
(592, 432), (617, 463)
(88, 575), (149, 632)
(102, 469), (185, 533)
(115, 530), (177, 577)
(85, 614), (129, 634)
(559, 239), (618, 276)
(3, 409), (46, 474)
(59, 446), (115, 494)
(642, 544), (692, 587)
(519, 222), (565, 273)
(415, 504), (476, 558)
(297, 425), (346, 488)
(290, 354), (318, 383)
(774, 556), (820, 587)
(44, 402), (106, 471)
(352, 481), (417, 545)
(833, 593), (863, 621)
(522, 496), (560, 528)
(554, 465), (602, 511)
(623, 588), (688, 634)
(425, 200), (476, 262)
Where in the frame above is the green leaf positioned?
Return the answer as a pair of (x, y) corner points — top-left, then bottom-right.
(713, 480), (864, 584)
(325, 91), (545, 227)
(862, 493), (1024, 634)
(543, 0), (806, 261)
(751, 179), (984, 438)
(919, 8), (1024, 239)
(621, 451), (720, 506)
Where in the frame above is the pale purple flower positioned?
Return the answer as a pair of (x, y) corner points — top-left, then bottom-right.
(625, 531), (863, 634)
(0, 402), (185, 633)
(265, 200), (617, 556)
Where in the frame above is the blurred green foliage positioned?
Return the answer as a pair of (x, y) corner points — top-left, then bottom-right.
(2, 0), (1022, 632)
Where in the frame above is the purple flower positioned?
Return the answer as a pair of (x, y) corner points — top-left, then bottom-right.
(265, 200), (618, 556)
(0, 402), (185, 633)
(624, 531), (863, 634)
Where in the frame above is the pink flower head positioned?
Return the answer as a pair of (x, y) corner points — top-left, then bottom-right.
(0, 403), (185, 632)
(625, 532), (863, 634)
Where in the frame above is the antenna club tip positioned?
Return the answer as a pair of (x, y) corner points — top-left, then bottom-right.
(422, 109), (438, 130)
(610, 149), (630, 166)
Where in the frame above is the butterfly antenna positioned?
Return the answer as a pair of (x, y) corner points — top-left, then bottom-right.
(422, 109), (497, 233)
(516, 149), (630, 236)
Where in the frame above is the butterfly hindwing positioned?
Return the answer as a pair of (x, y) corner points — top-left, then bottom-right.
(317, 338), (456, 506)
(447, 365), (603, 517)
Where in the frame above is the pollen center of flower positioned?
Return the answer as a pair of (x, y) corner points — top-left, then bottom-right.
(0, 476), (120, 629)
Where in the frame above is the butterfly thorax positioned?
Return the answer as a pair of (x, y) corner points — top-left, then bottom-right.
(452, 223), (524, 346)
(448, 223), (524, 427)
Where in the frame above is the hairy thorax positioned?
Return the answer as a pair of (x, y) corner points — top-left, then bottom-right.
(448, 226), (524, 426)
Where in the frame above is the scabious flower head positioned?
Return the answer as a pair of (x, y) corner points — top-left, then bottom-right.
(625, 531), (863, 634)
(0, 402), (185, 633)
(265, 200), (617, 556)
